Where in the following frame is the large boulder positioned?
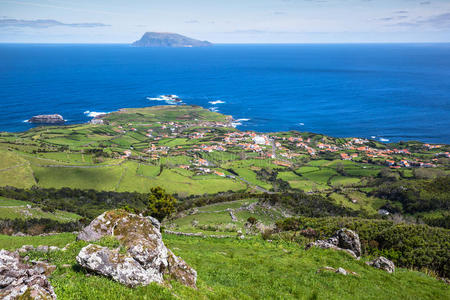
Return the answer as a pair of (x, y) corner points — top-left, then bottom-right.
(76, 244), (153, 287)
(366, 256), (395, 273)
(76, 209), (197, 288)
(306, 228), (361, 259)
(0, 250), (56, 300)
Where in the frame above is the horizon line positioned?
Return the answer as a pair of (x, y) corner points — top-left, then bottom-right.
(1, 41), (450, 45)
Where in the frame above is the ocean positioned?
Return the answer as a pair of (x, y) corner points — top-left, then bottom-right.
(0, 43), (449, 143)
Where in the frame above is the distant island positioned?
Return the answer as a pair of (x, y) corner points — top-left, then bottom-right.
(132, 32), (212, 48)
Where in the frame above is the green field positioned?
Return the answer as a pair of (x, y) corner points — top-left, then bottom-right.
(1, 233), (447, 300)
(0, 197), (82, 222)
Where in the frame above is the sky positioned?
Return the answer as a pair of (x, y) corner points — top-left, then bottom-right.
(0, 0), (449, 43)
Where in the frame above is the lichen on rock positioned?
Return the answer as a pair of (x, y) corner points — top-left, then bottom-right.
(0, 249), (57, 300)
(76, 209), (197, 288)
(366, 256), (395, 273)
(306, 228), (362, 259)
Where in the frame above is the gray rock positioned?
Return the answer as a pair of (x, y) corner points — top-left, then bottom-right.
(366, 256), (395, 273)
(76, 209), (197, 288)
(166, 249), (197, 288)
(227, 209), (238, 222)
(28, 114), (64, 124)
(334, 229), (361, 258)
(306, 228), (361, 259)
(49, 246), (59, 252)
(317, 266), (359, 276)
(76, 244), (153, 287)
(18, 245), (34, 253)
(146, 216), (161, 230)
(0, 250), (56, 299)
(36, 245), (49, 252)
(336, 267), (347, 275)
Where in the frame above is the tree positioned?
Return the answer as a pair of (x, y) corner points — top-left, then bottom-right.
(145, 187), (177, 221)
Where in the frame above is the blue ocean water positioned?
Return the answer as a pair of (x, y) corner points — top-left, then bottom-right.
(0, 43), (449, 143)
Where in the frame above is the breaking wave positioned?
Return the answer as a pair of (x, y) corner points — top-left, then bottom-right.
(84, 111), (108, 118)
(208, 100), (225, 105)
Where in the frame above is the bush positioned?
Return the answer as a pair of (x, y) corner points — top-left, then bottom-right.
(275, 216), (450, 278)
(144, 187), (177, 221)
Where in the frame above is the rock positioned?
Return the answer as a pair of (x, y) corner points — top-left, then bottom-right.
(334, 229), (361, 258)
(306, 228), (361, 259)
(18, 245), (34, 253)
(317, 266), (359, 276)
(36, 245), (49, 252)
(31, 261), (57, 276)
(49, 246), (59, 252)
(28, 114), (64, 124)
(13, 232), (26, 237)
(146, 216), (161, 230)
(76, 209), (197, 288)
(76, 244), (152, 287)
(336, 267), (347, 275)
(366, 256), (395, 273)
(166, 249), (197, 288)
(227, 209), (238, 222)
(0, 250), (56, 299)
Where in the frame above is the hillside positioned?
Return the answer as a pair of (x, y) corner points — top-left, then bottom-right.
(132, 32), (212, 47)
(1, 227), (448, 299)
(0, 105), (448, 224)
(0, 105), (448, 299)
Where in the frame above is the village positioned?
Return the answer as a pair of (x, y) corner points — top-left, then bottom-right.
(115, 117), (448, 175)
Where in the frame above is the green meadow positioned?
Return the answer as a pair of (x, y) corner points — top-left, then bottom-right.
(1, 233), (447, 300)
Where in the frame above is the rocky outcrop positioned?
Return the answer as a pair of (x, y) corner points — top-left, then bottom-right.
(76, 209), (197, 288)
(306, 228), (361, 259)
(0, 250), (56, 300)
(28, 114), (64, 124)
(366, 256), (395, 273)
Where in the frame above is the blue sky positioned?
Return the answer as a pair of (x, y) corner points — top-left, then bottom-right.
(0, 0), (449, 43)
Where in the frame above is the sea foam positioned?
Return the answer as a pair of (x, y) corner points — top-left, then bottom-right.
(208, 100), (225, 105)
(84, 111), (108, 118)
(147, 95), (182, 105)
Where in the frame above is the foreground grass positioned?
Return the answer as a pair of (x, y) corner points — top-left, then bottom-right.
(1, 233), (448, 299)
(0, 233), (76, 250)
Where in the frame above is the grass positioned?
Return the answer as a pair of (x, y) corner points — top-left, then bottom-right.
(0, 197), (33, 206)
(0, 197), (82, 222)
(1, 233), (447, 299)
(169, 199), (284, 235)
(0, 232), (76, 250)
(234, 168), (272, 190)
(302, 169), (338, 185)
(0, 149), (36, 188)
(31, 164), (123, 191)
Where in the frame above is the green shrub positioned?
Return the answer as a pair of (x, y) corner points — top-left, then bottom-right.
(275, 216), (450, 278)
